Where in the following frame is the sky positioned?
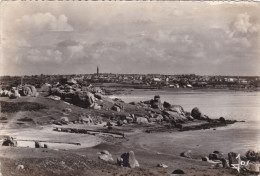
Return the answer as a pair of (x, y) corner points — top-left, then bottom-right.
(0, 1), (260, 76)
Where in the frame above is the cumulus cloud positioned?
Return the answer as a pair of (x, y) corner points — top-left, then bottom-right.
(16, 13), (74, 32)
(232, 13), (260, 34)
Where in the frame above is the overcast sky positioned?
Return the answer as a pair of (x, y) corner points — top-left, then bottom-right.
(0, 2), (259, 76)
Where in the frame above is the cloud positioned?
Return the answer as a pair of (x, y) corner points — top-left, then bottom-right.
(232, 13), (260, 34)
(16, 13), (74, 32)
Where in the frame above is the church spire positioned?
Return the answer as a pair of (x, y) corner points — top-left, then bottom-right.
(97, 65), (99, 76)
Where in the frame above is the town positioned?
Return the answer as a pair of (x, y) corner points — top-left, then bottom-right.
(1, 68), (260, 91)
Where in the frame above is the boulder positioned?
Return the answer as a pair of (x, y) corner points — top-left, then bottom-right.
(2, 136), (17, 147)
(73, 91), (95, 108)
(98, 150), (114, 162)
(91, 103), (101, 110)
(80, 115), (93, 124)
(117, 151), (139, 168)
(44, 144), (48, 148)
(209, 151), (224, 160)
(150, 95), (163, 110)
(221, 158), (228, 168)
(9, 90), (21, 99)
(21, 86), (38, 97)
(136, 117), (149, 124)
(219, 117), (226, 123)
(191, 107), (201, 119)
(111, 106), (121, 112)
(16, 165), (24, 170)
(170, 105), (185, 115)
(94, 93), (103, 99)
(245, 150), (260, 161)
(60, 117), (69, 124)
(172, 169), (184, 174)
(163, 101), (172, 109)
(154, 114), (164, 122)
(35, 141), (42, 148)
(92, 87), (103, 94)
(163, 111), (187, 122)
(63, 108), (72, 113)
(228, 152), (239, 167)
(245, 163), (260, 173)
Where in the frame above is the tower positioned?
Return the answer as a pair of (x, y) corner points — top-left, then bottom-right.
(97, 65), (99, 76)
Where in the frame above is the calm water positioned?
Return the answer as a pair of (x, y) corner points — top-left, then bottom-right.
(111, 90), (260, 153)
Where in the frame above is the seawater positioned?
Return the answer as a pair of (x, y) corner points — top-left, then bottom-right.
(111, 90), (260, 154)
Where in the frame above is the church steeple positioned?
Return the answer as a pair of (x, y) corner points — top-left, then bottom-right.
(97, 65), (99, 76)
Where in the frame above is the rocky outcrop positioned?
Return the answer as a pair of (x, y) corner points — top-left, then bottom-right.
(246, 150), (260, 161)
(2, 136), (17, 147)
(117, 151), (139, 168)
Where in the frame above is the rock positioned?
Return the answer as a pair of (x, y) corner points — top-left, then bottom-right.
(73, 91), (95, 108)
(172, 169), (184, 174)
(163, 111), (186, 122)
(92, 87), (103, 94)
(2, 136), (17, 147)
(154, 114), (163, 122)
(228, 152), (239, 167)
(170, 105), (185, 115)
(219, 117), (226, 122)
(180, 150), (192, 158)
(136, 117), (149, 124)
(150, 95), (163, 110)
(245, 163), (260, 173)
(16, 165), (24, 170)
(98, 150), (114, 162)
(9, 90), (21, 99)
(202, 156), (209, 162)
(44, 144), (48, 148)
(245, 150), (260, 161)
(163, 101), (172, 109)
(94, 93), (103, 99)
(157, 163), (168, 168)
(126, 116), (133, 123)
(60, 116), (69, 124)
(35, 141), (42, 148)
(221, 158), (228, 168)
(91, 103), (101, 110)
(111, 106), (121, 112)
(117, 151), (139, 168)
(80, 115), (93, 124)
(191, 107), (201, 119)
(209, 151), (224, 160)
(64, 108), (72, 113)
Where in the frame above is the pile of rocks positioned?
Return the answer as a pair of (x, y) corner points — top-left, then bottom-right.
(50, 83), (104, 109)
(2, 136), (17, 147)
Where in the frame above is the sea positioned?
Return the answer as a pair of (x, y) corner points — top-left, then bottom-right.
(110, 90), (260, 155)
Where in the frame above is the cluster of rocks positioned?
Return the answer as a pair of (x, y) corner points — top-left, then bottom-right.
(129, 95), (213, 126)
(49, 81), (103, 109)
(98, 150), (139, 168)
(2, 136), (17, 147)
(0, 85), (38, 99)
(202, 150), (260, 174)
